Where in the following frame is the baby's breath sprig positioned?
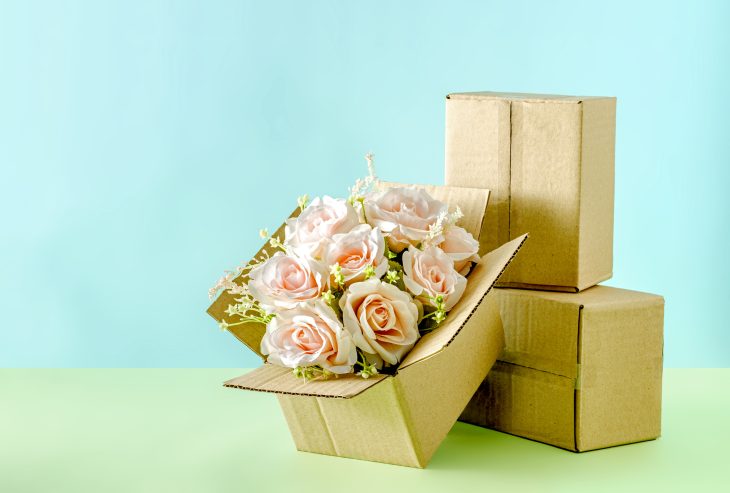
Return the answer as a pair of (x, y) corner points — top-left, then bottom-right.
(363, 265), (376, 280)
(329, 263), (345, 289)
(297, 194), (309, 212)
(356, 349), (379, 379)
(218, 289), (275, 331)
(422, 207), (464, 248)
(385, 269), (400, 284)
(321, 289), (335, 305)
(321, 288), (344, 318)
(293, 365), (334, 381)
(419, 295), (448, 332)
(259, 227), (287, 253)
(348, 153), (380, 206)
(209, 263), (255, 300)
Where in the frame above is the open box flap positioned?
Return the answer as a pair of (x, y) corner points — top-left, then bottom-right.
(398, 233), (528, 370)
(224, 364), (388, 398)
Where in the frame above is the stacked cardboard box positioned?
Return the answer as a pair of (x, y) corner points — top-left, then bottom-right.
(445, 92), (665, 451)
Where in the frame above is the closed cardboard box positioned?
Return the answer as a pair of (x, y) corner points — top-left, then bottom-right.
(460, 286), (664, 452)
(445, 91), (616, 292)
(208, 184), (527, 468)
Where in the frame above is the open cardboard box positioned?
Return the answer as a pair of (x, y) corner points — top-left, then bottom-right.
(445, 91), (616, 292)
(207, 183), (527, 467)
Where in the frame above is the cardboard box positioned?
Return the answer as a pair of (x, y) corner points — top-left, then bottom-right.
(208, 184), (528, 468)
(460, 286), (665, 451)
(445, 91), (616, 292)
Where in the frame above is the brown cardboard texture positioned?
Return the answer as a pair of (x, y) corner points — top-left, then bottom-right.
(445, 91), (616, 292)
(460, 286), (664, 452)
(208, 184), (528, 467)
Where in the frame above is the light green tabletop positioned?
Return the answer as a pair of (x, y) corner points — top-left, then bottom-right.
(1, 368), (727, 492)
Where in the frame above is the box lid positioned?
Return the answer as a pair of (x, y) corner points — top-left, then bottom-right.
(447, 91), (614, 103)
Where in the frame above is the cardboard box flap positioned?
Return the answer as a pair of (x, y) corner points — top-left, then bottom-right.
(207, 208), (301, 360)
(398, 233), (528, 370)
(224, 364), (387, 399)
(380, 182), (490, 248)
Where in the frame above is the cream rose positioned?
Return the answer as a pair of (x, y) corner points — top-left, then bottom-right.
(248, 252), (328, 310)
(364, 187), (447, 253)
(340, 279), (420, 366)
(437, 226), (481, 275)
(285, 196), (360, 258)
(323, 224), (388, 285)
(402, 246), (467, 311)
(261, 301), (356, 374)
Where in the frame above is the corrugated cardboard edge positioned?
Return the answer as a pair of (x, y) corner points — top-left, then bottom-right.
(223, 364), (388, 399)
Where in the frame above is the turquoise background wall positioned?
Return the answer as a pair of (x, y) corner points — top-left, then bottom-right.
(1, 0), (728, 368)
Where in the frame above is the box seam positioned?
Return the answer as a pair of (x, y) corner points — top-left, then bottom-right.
(573, 304), (585, 451)
(392, 377), (426, 467)
(315, 397), (341, 456)
(575, 102), (584, 286)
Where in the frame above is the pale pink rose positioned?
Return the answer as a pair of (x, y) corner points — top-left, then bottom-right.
(285, 196), (360, 258)
(340, 279), (420, 366)
(261, 301), (356, 374)
(402, 246), (467, 311)
(323, 224), (388, 285)
(437, 226), (481, 276)
(364, 187), (447, 253)
(248, 252), (328, 310)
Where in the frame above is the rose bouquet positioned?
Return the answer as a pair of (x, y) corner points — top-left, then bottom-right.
(209, 155), (482, 381)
